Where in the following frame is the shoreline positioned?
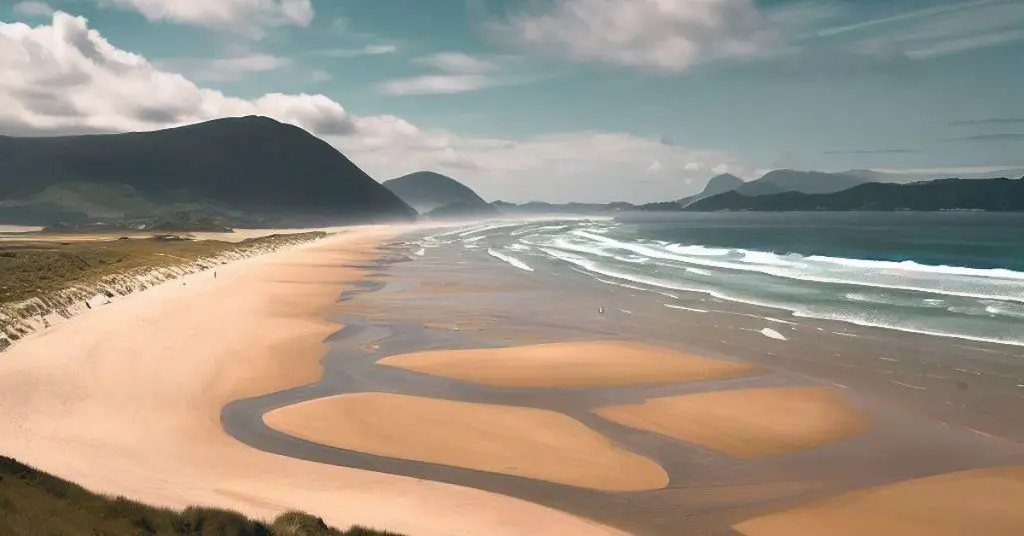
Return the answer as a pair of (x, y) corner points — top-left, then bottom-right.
(0, 225), (628, 536)
(222, 226), (1024, 535)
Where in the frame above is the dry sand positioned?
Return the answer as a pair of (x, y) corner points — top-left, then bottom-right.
(595, 387), (870, 458)
(734, 466), (1024, 536)
(264, 393), (669, 491)
(377, 340), (754, 388)
(0, 226), (627, 536)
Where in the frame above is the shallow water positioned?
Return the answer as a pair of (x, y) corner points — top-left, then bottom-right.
(417, 213), (1024, 347)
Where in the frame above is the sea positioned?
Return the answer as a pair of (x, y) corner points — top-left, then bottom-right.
(413, 212), (1024, 348)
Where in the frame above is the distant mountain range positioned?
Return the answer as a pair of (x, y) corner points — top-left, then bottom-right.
(382, 171), (496, 219)
(0, 116), (416, 227)
(685, 177), (1024, 211)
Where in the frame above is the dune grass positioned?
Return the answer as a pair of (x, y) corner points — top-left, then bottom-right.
(0, 455), (402, 536)
(0, 232), (325, 305)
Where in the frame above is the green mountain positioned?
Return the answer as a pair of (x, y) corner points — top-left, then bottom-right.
(0, 116), (416, 226)
(686, 177), (1024, 211)
(383, 171), (491, 214)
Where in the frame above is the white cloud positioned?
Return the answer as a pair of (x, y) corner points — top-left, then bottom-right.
(684, 162), (702, 171)
(416, 52), (498, 74)
(811, 0), (1024, 59)
(380, 52), (507, 96)
(13, 1), (54, 17)
(487, 0), (780, 73)
(157, 52), (292, 82)
(309, 69), (331, 82)
(0, 11), (746, 203)
(646, 161), (664, 174)
(378, 74), (495, 96)
(97, 0), (314, 37)
(310, 44), (398, 58)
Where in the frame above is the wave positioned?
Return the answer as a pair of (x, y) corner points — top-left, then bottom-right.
(487, 249), (534, 272)
(554, 231), (1024, 303)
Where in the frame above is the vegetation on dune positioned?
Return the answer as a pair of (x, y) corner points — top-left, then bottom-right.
(0, 455), (403, 536)
(0, 232), (326, 351)
(0, 232), (324, 305)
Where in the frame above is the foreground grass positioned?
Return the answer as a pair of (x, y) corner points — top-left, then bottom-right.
(0, 232), (324, 305)
(0, 456), (402, 536)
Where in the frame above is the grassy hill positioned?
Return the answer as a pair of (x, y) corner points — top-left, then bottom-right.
(0, 455), (401, 536)
(0, 116), (417, 226)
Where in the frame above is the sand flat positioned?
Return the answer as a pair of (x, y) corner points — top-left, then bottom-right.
(595, 387), (869, 458)
(377, 340), (754, 388)
(734, 466), (1024, 536)
(0, 226), (627, 536)
(264, 393), (669, 491)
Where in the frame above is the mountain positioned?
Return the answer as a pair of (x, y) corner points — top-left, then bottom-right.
(383, 171), (491, 214)
(424, 201), (499, 220)
(677, 173), (747, 206)
(735, 169), (865, 196)
(491, 201), (636, 214)
(686, 177), (1024, 211)
(0, 116), (417, 225)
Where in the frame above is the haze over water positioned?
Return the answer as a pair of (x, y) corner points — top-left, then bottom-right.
(420, 213), (1024, 347)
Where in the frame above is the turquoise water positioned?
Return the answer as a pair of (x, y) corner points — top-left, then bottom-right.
(418, 213), (1024, 347)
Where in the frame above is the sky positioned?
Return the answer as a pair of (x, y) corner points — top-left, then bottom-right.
(1, 0), (1023, 203)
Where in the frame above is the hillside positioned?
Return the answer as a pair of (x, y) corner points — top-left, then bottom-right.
(0, 116), (417, 225)
(677, 173), (747, 206)
(735, 169), (865, 196)
(383, 171), (491, 214)
(0, 455), (399, 536)
(686, 177), (1024, 211)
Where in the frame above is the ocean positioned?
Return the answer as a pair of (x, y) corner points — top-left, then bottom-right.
(416, 212), (1024, 348)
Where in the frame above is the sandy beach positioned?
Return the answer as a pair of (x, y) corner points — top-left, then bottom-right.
(594, 387), (872, 458)
(378, 340), (754, 388)
(5, 220), (1024, 536)
(264, 392), (669, 491)
(0, 226), (627, 536)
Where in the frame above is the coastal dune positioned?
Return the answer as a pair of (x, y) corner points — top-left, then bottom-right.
(378, 340), (754, 388)
(264, 393), (669, 491)
(0, 227), (627, 536)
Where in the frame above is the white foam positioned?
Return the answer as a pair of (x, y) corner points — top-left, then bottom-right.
(487, 249), (534, 272)
(665, 304), (708, 313)
(760, 328), (788, 341)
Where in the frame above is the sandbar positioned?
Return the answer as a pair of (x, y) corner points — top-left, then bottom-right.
(594, 387), (869, 458)
(264, 393), (668, 491)
(377, 340), (754, 388)
(734, 466), (1024, 536)
(0, 226), (627, 536)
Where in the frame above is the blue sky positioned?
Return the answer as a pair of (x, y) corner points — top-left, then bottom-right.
(2, 0), (1023, 202)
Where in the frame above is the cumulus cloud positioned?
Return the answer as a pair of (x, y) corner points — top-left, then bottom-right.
(13, 1), (54, 17)
(0, 11), (746, 202)
(98, 0), (314, 37)
(486, 0), (779, 73)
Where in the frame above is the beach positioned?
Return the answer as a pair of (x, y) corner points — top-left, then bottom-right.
(3, 220), (1024, 535)
(0, 226), (627, 536)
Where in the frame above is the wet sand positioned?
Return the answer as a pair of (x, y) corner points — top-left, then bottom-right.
(264, 392), (669, 491)
(0, 226), (627, 536)
(222, 229), (1024, 536)
(734, 465), (1024, 536)
(594, 387), (871, 458)
(379, 340), (754, 388)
